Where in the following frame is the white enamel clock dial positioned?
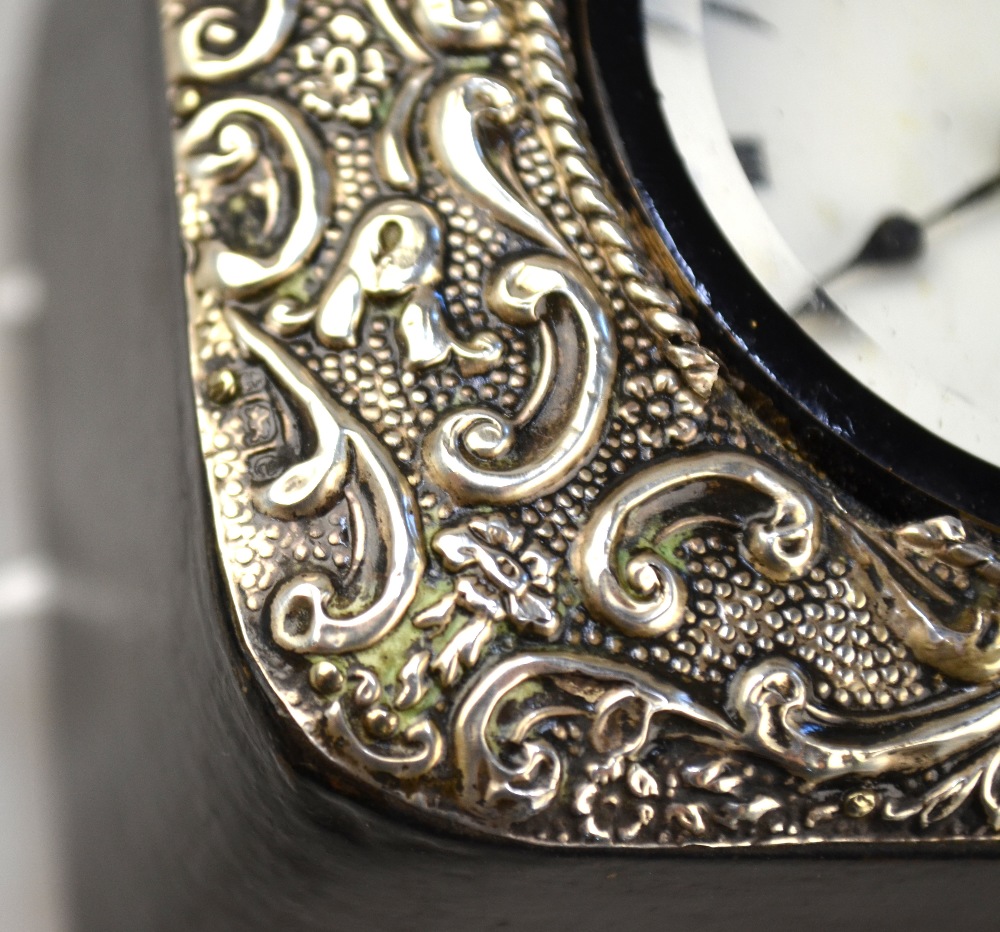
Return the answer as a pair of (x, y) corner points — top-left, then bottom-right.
(644, 0), (1000, 466)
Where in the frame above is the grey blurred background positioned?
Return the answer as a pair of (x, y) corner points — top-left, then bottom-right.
(0, 0), (69, 928)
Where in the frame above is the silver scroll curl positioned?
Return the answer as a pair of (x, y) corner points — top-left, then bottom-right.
(374, 3), (508, 191)
(178, 96), (329, 296)
(426, 72), (568, 256)
(730, 658), (1000, 782)
(327, 700), (444, 779)
(453, 651), (736, 816)
(572, 451), (822, 638)
(454, 650), (1000, 820)
(168, 0), (300, 83)
(425, 252), (617, 504)
(226, 311), (425, 655)
(410, 0), (508, 50)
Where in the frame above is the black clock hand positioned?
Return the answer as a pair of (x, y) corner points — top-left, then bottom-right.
(816, 170), (1000, 287)
(704, 1), (774, 31)
(645, 1), (774, 36)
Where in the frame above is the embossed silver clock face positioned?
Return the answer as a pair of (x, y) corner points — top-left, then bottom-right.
(645, 0), (1000, 466)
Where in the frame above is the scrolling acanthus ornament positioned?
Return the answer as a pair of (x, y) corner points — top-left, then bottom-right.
(427, 73), (569, 257)
(573, 452), (821, 638)
(426, 253), (616, 504)
(453, 649), (1000, 822)
(410, 0), (508, 50)
(164, 0), (1000, 848)
(177, 96), (329, 296)
(167, 0), (301, 83)
(226, 311), (424, 655)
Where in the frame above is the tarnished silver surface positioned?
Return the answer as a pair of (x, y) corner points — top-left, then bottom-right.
(162, 0), (1000, 846)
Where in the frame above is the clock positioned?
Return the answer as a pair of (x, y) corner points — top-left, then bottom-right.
(34, 1), (1000, 926)
(584, 0), (1000, 525)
